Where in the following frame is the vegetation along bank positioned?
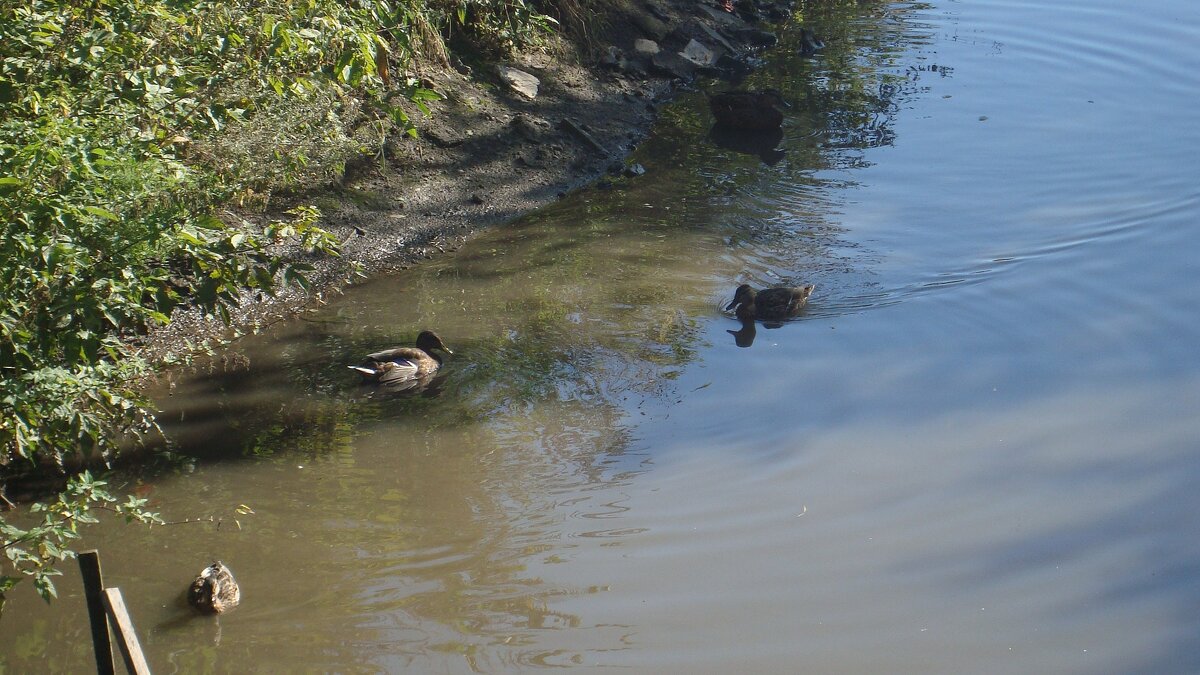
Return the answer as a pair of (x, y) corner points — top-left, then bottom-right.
(0, 0), (814, 600)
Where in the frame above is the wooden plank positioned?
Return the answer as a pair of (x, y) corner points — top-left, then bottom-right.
(77, 550), (116, 675)
(102, 587), (152, 675)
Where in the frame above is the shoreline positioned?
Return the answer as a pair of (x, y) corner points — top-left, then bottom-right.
(144, 0), (791, 358)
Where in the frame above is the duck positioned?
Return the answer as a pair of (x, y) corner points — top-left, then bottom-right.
(726, 283), (815, 320)
(348, 330), (453, 385)
(708, 89), (789, 131)
(188, 561), (240, 614)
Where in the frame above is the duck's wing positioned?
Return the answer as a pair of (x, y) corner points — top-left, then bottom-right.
(373, 358), (420, 383)
(364, 346), (423, 362)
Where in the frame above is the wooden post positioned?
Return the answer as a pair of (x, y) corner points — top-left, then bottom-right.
(77, 550), (115, 675)
(102, 587), (152, 675)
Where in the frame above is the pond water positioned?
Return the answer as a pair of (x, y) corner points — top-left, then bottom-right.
(5, 0), (1200, 672)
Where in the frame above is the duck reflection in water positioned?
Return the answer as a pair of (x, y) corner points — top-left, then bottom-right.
(708, 125), (786, 166)
(728, 301), (758, 347)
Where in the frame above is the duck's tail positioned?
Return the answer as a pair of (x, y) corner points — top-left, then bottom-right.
(348, 365), (377, 378)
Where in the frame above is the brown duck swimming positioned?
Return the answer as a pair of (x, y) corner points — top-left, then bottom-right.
(726, 283), (815, 320)
(349, 330), (453, 385)
(188, 561), (240, 614)
(708, 89), (788, 131)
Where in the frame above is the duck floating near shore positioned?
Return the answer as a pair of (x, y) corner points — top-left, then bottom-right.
(708, 89), (789, 131)
(188, 561), (240, 614)
(726, 283), (815, 321)
(349, 330), (453, 386)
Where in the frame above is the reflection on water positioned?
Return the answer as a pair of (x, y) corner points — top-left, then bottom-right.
(5, 0), (1200, 672)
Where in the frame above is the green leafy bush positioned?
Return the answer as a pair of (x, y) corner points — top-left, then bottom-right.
(1, 0), (569, 601)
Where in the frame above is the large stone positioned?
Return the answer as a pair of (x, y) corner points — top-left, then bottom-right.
(497, 65), (540, 99)
(650, 51), (698, 80)
(696, 4), (745, 28)
(680, 39), (718, 68)
(633, 38), (660, 56)
(694, 20), (739, 54)
(631, 13), (669, 40)
(734, 27), (778, 47)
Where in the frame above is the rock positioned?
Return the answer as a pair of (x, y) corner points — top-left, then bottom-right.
(735, 28), (778, 47)
(510, 113), (549, 141)
(696, 4), (746, 28)
(645, 1), (672, 22)
(469, 193), (486, 205)
(600, 45), (625, 68)
(624, 163), (647, 177)
(650, 51), (698, 80)
(497, 65), (540, 99)
(694, 21), (739, 54)
(714, 53), (755, 81)
(632, 13), (668, 40)
(633, 39), (660, 56)
(425, 125), (465, 148)
(680, 39), (718, 68)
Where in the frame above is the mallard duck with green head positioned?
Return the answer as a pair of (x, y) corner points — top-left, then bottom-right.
(349, 330), (453, 385)
(726, 283), (815, 320)
(188, 561), (240, 614)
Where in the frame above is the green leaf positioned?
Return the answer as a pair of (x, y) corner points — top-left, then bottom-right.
(83, 206), (119, 221)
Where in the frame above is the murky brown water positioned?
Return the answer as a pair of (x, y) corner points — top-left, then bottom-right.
(5, 0), (1200, 672)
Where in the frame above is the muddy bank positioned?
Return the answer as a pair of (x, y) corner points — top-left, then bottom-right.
(147, 0), (797, 356)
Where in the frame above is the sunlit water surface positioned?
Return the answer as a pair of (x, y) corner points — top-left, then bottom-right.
(4, 1), (1200, 672)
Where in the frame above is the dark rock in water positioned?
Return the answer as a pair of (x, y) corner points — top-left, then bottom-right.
(714, 53), (756, 82)
(765, 5), (789, 23)
(735, 28), (778, 47)
(709, 125), (786, 166)
(624, 163), (647, 177)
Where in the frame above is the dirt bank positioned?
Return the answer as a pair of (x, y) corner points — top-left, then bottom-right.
(149, 0), (793, 354)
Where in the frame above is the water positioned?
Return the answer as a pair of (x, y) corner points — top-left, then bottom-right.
(4, 0), (1200, 672)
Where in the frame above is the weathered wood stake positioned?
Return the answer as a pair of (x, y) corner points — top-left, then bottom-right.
(78, 550), (116, 675)
(102, 587), (152, 675)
